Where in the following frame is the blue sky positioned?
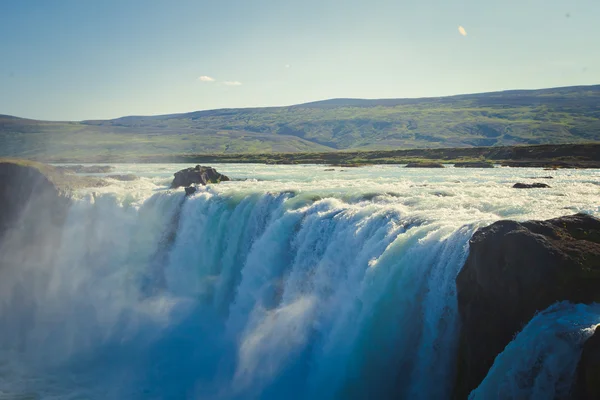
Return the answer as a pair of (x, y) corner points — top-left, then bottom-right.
(1, 0), (598, 120)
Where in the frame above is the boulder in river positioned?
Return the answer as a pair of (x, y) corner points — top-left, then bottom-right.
(170, 165), (230, 189)
(184, 186), (197, 196)
(513, 182), (551, 189)
(454, 213), (600, 398)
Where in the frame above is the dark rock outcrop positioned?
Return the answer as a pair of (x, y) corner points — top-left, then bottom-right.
(576, 326), (600, 399)
(405, 162), (444, 168)
(455, 213), (600, 398)
(184, 186), (197, 196)
(170, 165), (230, 189)
(454, 162), (494, 168)
(513, 182), (551, 189)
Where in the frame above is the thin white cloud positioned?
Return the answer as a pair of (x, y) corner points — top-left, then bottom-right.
(458, 26), (467, 36)
(224, 81), (242, 86)
(285, 64), (291, 69)
(198, 75), (215, 82)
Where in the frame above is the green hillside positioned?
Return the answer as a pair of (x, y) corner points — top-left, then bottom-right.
(1, 85), (600, 160)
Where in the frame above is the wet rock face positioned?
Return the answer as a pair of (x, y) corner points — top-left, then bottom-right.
(454, 213), (600, 398)
(170, 165), (230, 189)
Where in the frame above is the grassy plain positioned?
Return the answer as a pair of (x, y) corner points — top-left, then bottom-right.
(1, 85), (599, 161)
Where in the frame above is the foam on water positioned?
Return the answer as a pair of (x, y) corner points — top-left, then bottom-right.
(0, 164), (598, 399)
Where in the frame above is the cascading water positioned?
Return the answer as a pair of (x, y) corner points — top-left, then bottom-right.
(0, 164), (598, 399)
(0, 188), (473, 399)
(470, 303), (600, 400)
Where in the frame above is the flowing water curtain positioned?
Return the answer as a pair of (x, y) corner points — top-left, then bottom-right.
(160, 192), (476, 399)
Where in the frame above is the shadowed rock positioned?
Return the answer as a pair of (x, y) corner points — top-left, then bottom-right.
(170, 165), (230, 189)
(455, 213), (600, 398)
(576, 326), (600, 399)
(184, 186), (197, 196)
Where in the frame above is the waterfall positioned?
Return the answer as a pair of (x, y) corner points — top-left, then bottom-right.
(1, 181), (597, 399)
(0, 188), (474, 399)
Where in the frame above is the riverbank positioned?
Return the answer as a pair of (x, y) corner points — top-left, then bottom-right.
(39, 143), (600, 168)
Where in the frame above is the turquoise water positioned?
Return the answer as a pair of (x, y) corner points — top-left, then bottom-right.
(0, 165), (598, 399)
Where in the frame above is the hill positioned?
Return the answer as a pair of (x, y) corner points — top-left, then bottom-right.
(1, 85), (599, 160)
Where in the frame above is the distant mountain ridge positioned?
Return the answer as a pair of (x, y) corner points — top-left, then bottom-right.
(1, 85), (599, 160)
